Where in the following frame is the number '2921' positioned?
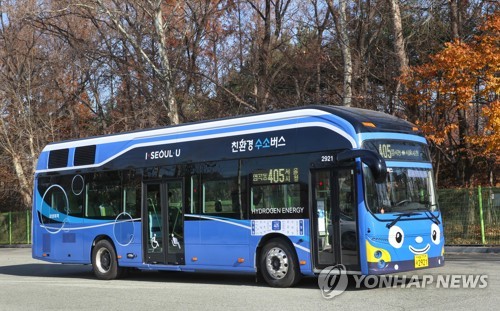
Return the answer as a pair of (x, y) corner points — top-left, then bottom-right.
(321, 155), (335, 162)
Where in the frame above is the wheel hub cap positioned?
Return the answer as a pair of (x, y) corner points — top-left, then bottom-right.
(265, 247), (289, 279)
(96, 248), (111, 273)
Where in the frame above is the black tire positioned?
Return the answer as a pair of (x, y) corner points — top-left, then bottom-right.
(260, 238), (301, 287)
(92, 239), (122, 280)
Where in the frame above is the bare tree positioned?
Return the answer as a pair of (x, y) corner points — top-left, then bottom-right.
(449, 0), (460, 40)
(180, 0), (231, 118)
(388, 0), (409, 113)
(327, 0), (352, 106)
(246, 0), (293, 112)
(309, 0), (331, 98)
(350, 0), (382, 109)
(92, 0), (181, 124)
(0, 1), (50, 207)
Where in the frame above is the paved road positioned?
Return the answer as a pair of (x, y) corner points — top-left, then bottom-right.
(0, 248), (498, 310)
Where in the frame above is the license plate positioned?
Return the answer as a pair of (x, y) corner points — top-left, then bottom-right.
(414, 254), (429, 268)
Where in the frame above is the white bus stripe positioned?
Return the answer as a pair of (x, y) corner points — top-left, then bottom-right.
(36, 121), (357, 173)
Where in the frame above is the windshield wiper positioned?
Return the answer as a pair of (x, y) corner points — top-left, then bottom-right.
(424, 210), (441, 225)
(386, 212), (422, 229)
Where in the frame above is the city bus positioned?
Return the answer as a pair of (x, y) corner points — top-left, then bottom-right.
(32, 105), (444, 287)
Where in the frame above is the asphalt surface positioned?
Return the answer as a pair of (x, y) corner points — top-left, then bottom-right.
(0, 248), (498, 310)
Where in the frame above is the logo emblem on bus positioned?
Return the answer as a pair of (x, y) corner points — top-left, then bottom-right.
(272, 220), (281, 231)
(151, 234), (159, 250)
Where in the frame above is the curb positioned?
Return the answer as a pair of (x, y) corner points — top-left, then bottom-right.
(0, 244), (31, 249)
(445, 246), (500, 254)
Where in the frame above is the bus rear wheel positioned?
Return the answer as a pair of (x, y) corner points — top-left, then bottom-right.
(260, 238), (301, 287)
(92, 239), (122, 280)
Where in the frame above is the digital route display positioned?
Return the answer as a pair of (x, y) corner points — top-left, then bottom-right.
(252, 168), (299, 184)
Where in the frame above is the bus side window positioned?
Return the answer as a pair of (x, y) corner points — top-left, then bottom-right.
(124, 186), (141, 218)
(202, 179), (233, 213)
(85, 172), (121, 219)
(251, 184), (301, 212)
(201, 177), (246, 219)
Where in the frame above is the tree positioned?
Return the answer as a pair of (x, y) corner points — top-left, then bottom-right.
(246, 0), (293, 112)
(401, 12), (499, 186)
(0, 0), (96, 209)
(327, 0), (352, 106)
(0, 0), (498, 209)
(93, 0), (181, 125)
(387, 0), (408, 113)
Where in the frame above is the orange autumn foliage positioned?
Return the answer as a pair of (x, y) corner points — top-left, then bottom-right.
(401, 12), (499, 185)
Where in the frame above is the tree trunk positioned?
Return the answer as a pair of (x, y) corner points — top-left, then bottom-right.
(449, 0), (460, 40)
(312, 0), (330, 98)
(153, 3), (180, 125)
(96, 0), (180, 125)
(328, 0), (352, 107)
(457, 108), (472, 185)
(388, 0), (408, 113)
(256, 0), (272, 112)
(11, 153), (32, 207)
(0, 119), (33, 208)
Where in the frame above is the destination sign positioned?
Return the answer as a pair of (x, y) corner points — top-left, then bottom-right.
(364, 140), (430, 162)
(252, 168), (299, 184)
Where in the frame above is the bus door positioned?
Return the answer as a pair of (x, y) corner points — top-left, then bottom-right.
(312, 168), (360, 271)
(143, 180), (185, 265)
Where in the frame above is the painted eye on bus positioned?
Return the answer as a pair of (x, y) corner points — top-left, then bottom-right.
(431, 223), (441, 245)
(388, 225), (404, 249)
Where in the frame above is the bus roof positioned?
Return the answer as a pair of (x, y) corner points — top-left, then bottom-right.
(36, 105), (423, 173)
(317, 106), (420, 135)
(44, 105), (420, 148)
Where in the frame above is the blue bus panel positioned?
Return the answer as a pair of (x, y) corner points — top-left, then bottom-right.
(32, 106), (444, 287)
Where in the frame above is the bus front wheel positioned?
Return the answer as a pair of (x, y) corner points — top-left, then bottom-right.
(260, 238), (301, 287)
(92, 239), (122, 280)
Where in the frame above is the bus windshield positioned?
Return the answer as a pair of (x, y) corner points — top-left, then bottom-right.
(364, 166), (438, 214)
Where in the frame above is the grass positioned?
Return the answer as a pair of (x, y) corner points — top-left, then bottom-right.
(444, 222), (500, 245)
(0, 211), (31, 244)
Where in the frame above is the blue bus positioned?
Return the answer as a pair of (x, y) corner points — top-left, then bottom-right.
(32, 106), (444, 287)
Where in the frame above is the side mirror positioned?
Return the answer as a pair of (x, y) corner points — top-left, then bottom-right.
(336, 149), (387, 183)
